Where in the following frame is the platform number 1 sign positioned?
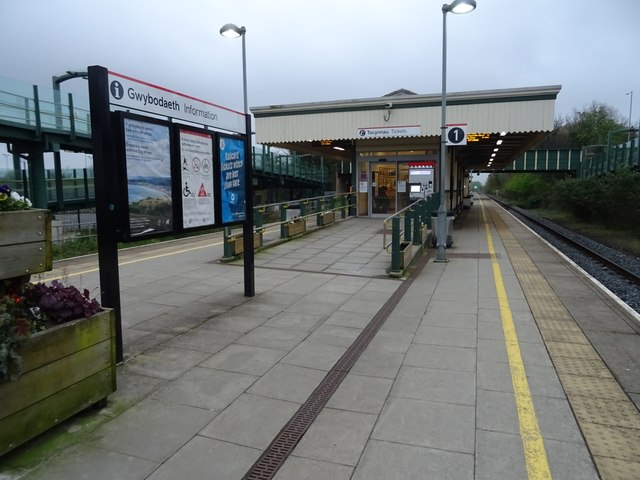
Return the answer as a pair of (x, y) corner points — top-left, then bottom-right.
(446, 124), (468, 146)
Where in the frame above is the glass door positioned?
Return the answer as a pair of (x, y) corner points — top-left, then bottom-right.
(370, 162), (397, 216)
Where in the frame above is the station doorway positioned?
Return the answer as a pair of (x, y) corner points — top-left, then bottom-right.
(370, 161), (411, 216)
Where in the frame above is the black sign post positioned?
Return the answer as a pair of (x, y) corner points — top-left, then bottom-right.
(87, 65), (124, 362)
(242, 113), (255, 297)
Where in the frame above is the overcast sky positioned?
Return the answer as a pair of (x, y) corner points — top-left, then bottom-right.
(1, 0), (639, 166)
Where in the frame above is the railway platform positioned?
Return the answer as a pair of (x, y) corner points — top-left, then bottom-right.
(1, 197), (639, 479)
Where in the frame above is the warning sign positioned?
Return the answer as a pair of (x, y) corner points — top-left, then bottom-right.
(198, 183), (207, 197)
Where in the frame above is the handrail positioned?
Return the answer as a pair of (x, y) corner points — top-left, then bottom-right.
(382, 196), (431, 250)
(382, 198), (425, 251)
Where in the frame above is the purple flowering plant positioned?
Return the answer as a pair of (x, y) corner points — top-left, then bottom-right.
(0, 184), (32, 211)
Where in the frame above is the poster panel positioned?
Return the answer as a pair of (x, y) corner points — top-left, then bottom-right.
(123, 117), (174, 237)
(219, 135), (246, 224)
(179, 129), (215, 228)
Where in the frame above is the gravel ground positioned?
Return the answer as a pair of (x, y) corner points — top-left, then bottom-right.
(511, 208), (640, 316)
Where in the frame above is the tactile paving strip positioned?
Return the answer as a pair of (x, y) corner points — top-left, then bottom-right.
(489, 204), (640, 480)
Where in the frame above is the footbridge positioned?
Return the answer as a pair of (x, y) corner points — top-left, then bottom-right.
(0, 75), (331, 210)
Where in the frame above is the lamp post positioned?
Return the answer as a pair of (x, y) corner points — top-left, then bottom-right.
(220, 23), (255, 297)
(436, 0), (476, 262)
(626, 91), (633, 128)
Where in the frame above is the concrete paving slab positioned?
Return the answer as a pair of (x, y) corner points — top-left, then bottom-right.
(124, 345), (211, 380)
(22, 444), (159, 480)
(475, 430), (527, 480)
(235, 325), (309, 351)
(86, 398), (216, 462)
(323, 310), (375, 329)
(307, 324), (362, 347)
(372, 396), (475, 454)
(151, 367), (257, 411)
(378, 313), (422, 333)
(365, 330), (413, 354)
(325, 373), (393, 414)
(412, 324), (477, 348)
(132, 313), (206, 336)
(162, 327), (241, 353)
(544, 438), (600, 480)
(420, 311), (477, 329)
(477, 389), (584, 443)
(286, 299), (345, 317)
(199, 311), (268, 333)
(403, 343), (476, 372)
(122, 329), (174, 359)
(199, 343), (287, 376)
(391, 366), (476, 405)
(291, 408), (376, 466)
(247, 364), (328, 403)
(145, 436), (260, 480)
(477, 338), (509, 364)
(477, 360), (513, 393)
(280, 340), (347, 371)
(273, 455), (354, 480)
(263, 311), (326, 331)
(350, 349), (405, 379)
(353, 439), (474, 480)
(200, 393), (299, 449)
(102, 370), (168, 417)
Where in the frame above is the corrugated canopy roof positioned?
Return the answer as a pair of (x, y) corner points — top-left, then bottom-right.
(251, 85), (561, 171)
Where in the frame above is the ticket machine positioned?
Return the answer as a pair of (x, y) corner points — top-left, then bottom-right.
(408, 166), (434, 200)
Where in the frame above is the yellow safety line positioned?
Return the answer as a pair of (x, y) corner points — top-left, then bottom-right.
(481, 203), (552, 480)
(46, 240), (224, 281)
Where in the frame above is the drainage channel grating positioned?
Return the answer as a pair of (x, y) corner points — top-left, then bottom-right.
(242, 251), (430, 480)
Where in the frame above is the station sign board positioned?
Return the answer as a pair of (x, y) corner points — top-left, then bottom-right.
(446, 123), (468, 146)
(107, 71), (246, 134)
(357, 125), (422, 139)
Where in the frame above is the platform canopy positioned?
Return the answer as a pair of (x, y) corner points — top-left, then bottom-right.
(251, 85), (561, 171)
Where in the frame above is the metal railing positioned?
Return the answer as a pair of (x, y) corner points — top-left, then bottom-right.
(0, 76), (92, 137)
(383, 194), (438, 273)
(222, 192), (357, 258)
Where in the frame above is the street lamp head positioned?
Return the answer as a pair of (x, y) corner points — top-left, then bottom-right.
(443, 0), (476, 14)
(220, 23), (246, 38)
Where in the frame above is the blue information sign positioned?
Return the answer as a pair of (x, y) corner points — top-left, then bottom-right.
(219, 136), (246, 223)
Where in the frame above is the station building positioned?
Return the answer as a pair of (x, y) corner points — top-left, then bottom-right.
(252, 85), (561, 217)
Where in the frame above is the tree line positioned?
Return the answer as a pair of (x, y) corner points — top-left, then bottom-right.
(483, 101), (639, 234)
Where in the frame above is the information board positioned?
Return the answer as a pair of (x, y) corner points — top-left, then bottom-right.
(219, 135), (246, 223)
(179, 129), (215, 228)
(123, 117), (173, 237)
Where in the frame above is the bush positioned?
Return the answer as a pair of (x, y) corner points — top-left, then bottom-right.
(502, 173), (553, 209)
(553, 168), (640, 228)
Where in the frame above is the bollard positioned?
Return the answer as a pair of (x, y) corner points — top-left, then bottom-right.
(280, 204), (287, 238)
(412, 206), (422, 245)
(255, 208), (264, 229)
(222, 226), (233, 258)
(391, 216), (401, 272)
(404, 208), (412, 243)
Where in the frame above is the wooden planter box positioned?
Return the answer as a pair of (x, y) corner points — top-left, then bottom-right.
(0, 309), (116, 456)
(0, 209), (52, 280)
(232, 231), (263, 255)
(317, 211), (335, 226)
(399, 242), (413, 269)
(284, 219), (306, 237)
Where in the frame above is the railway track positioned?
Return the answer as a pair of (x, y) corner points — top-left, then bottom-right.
(486, 194), (640, 318)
